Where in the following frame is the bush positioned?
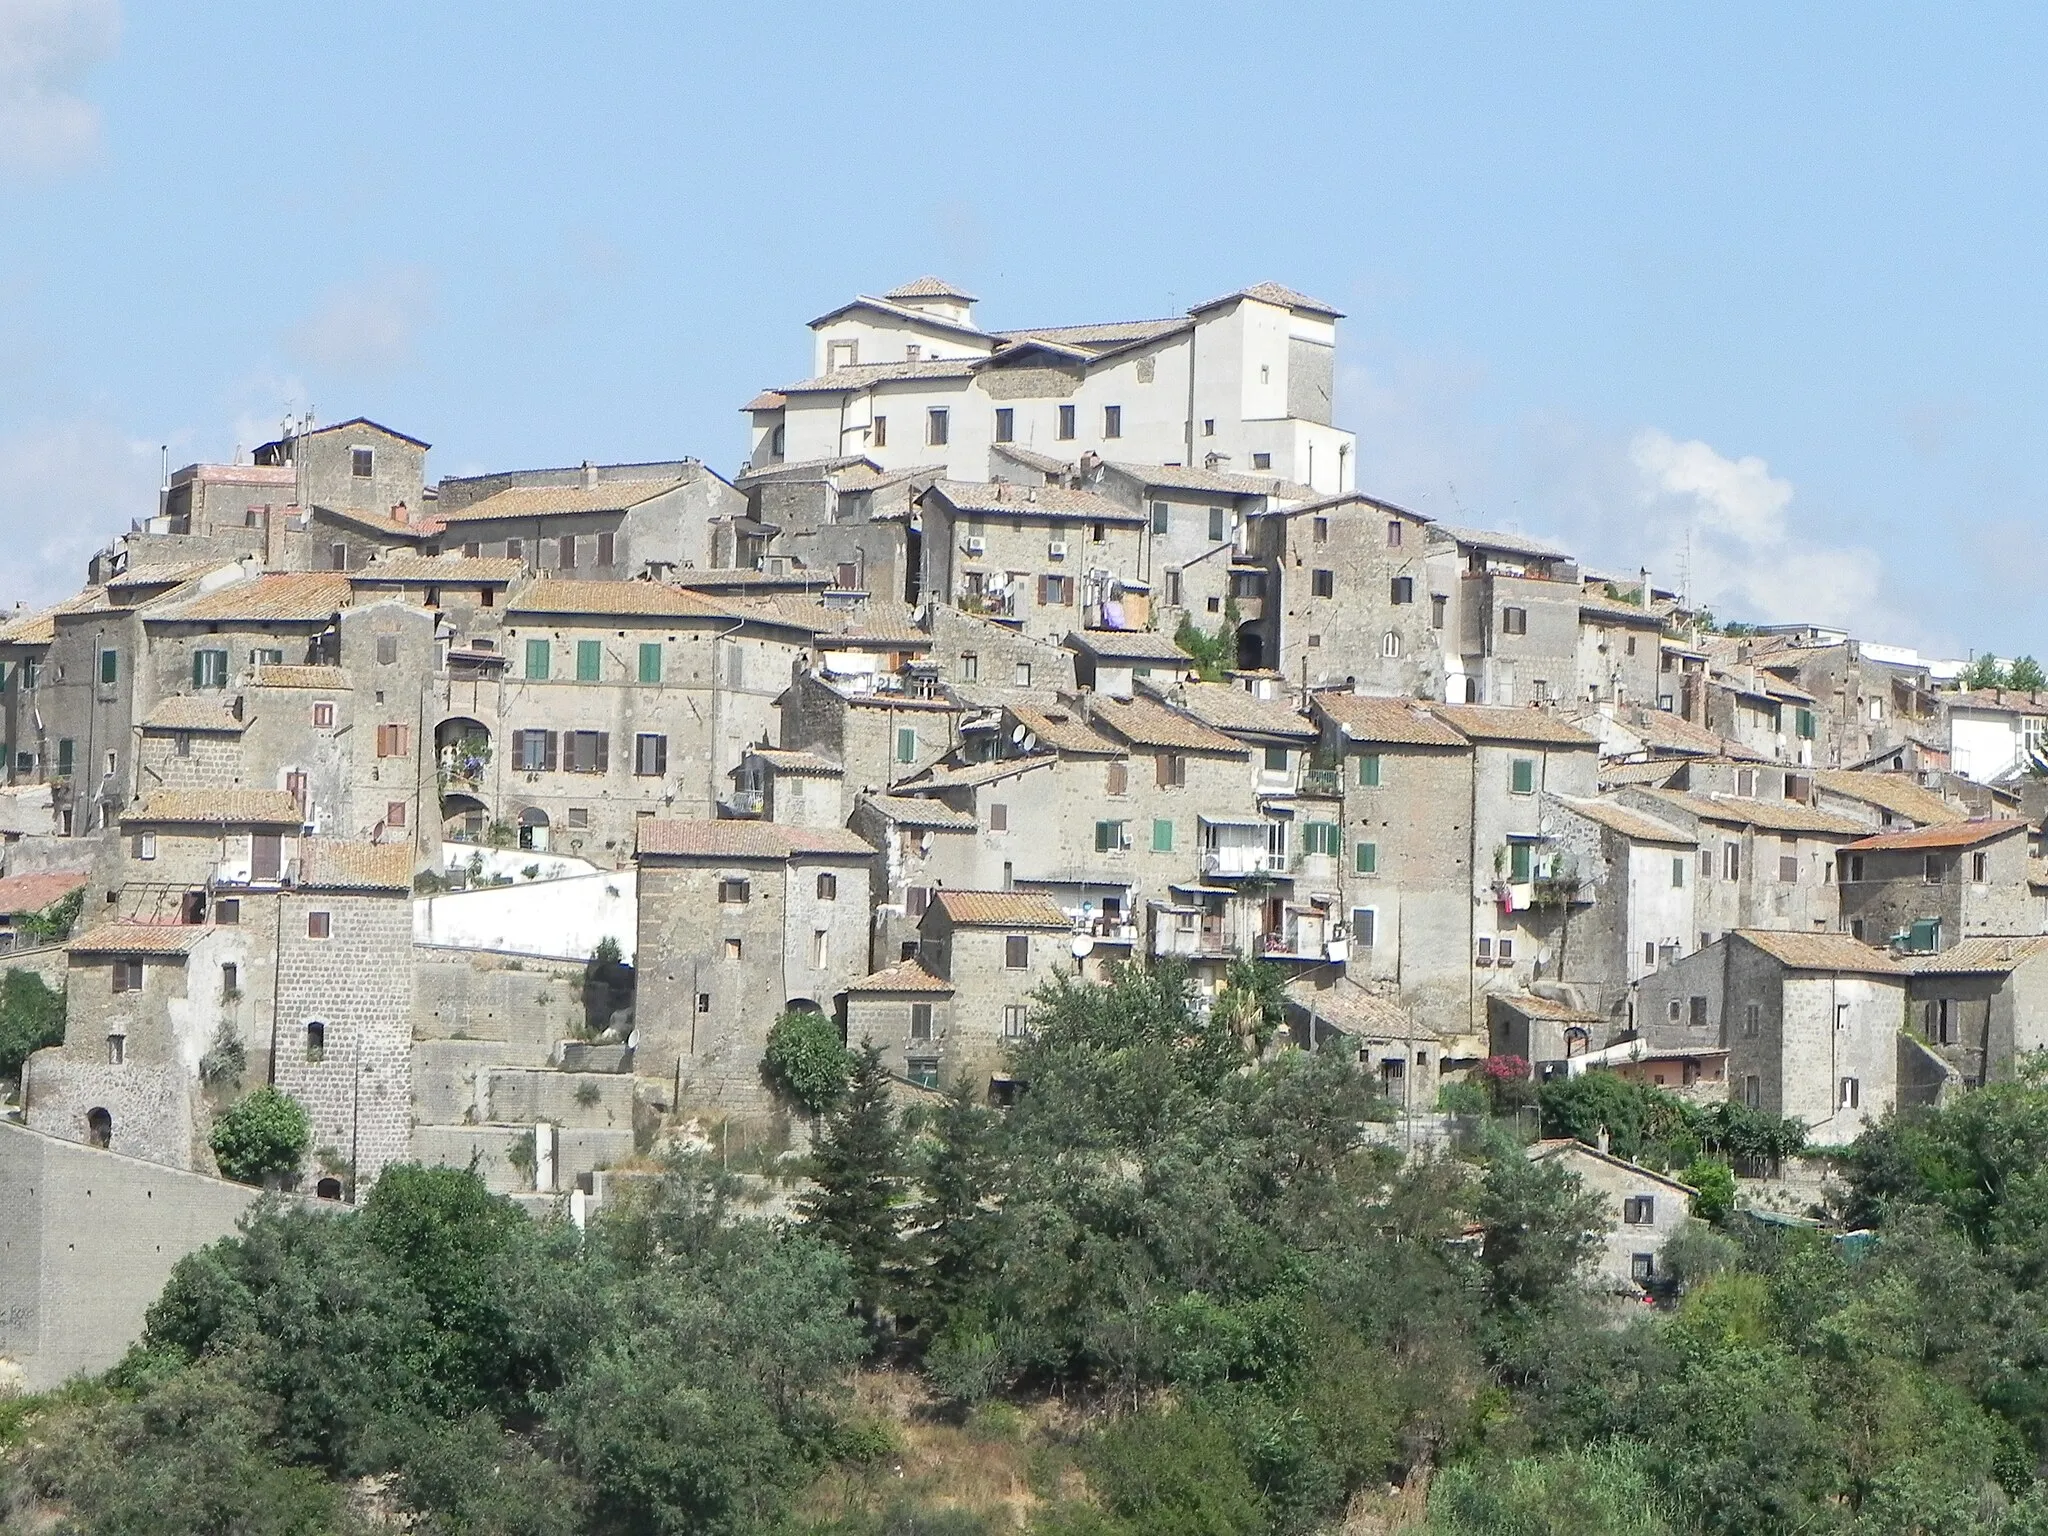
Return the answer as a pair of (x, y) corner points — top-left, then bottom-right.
(1437, 1078), (1489, 1116)
(1088, 1408), (1264, 1536)
(763, 1009), (852, 1114)
(1681, 1157), (1737, 1223)
(0, 967), (65, 1083)
(209, 1088), (311, 1186)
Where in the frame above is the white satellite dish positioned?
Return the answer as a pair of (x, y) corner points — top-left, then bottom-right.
(1020, 732), (1038, 752)
(1070, 934), (1096, 958)
(1012, 725), (1027, 744)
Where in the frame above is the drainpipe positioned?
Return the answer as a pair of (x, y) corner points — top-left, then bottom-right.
(707, 614), (748, 812)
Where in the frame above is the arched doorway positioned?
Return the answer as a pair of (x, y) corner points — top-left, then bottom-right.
(1236, 629), (1265, 670)
(435, 718), (493, 792)
(315, 1176), (344, 1200)
(84, 1107), (111, 1149)
(441, 792), (487, 847)
(518, 807), (550, 852)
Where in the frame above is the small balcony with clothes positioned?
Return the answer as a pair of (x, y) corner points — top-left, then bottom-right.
(956, 570), (1022, 623)
(436, 718), (493, 798)
(1226, 565), (1267, 623)
(1257, 897), (1347, 963)
(1198, 815), (1292, 878)
(1149, 886), (1240, 960)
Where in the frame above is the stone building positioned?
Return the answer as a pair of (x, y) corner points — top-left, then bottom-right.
(252, 417), (430, 528)
(1575, 590), (1664, 707)
(1812, 769), (1967, 831)
(1426, 526), (1583, 708)
(1905, 935), (2048, 1088)
(1065, 629), (1190, 699)
(1539, 795), (1698, 1017)
(895, 889), (1074, 1097)
(846, 792), (983, 971)
(1244, 494), (1438, 689)
(1525, 1139), (1695, 1293)
(919, 481), (1148, 644)
(924, 604), (1075, 696)
(1285, 974), (1441, 1111)
(775, 665), (959, 814)
(433, 463), (746, 580)
(1836, 818), (2041, 950)
(633, 820), (876, 1111)
(843, 956), (958, 1089)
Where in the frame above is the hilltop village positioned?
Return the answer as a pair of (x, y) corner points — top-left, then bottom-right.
(2, 276), (2045, 1387)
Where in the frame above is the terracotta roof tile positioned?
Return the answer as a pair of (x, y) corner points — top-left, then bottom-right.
(931, 889), (1071, 928)
(297, 839), (413, 890)
(351, 554), (525, 584)
(140, 696), (247, 733)
(748, 748), (843, 776)
(0, 870), (86, 916)
(1169, 682), (1318, 739)
(885, 275), (978, 301)
(923, 480), (1148, 524)
(249, 664), (350, 690)
(1634, 788), (1871, 837)
(308, 503), (441, 539)
(1814, 771), (1966, 827)
(1554, 796), (1696, 846)
(1314, 693), (1469, 747)
(1430, 705), (1599, 747)
(1065, 629), (1191, 664)
(1008, 704), (1119, 756)
(67, 922), (211, 956)
(1191, 281), (1343, 318)
(897, 756), (1058, 791)
(125, 789), (304, 825)
(1734, 930), (1907, 974)
(1430, 524), (1572, 561)
(1618, 708), (1767, 760)
(636, 821), (873, 859)
(0, 588), (108, 646)
(1843, 817), (2031, 852)
(1910, 936), (2048, 974)
(147, 572), (351, 624)
(1489, 990), (1606, 1023)
(1284, 977), (1434, 1038)
(846, 956), (956, 993)
(1088, 695), (1243, 754)
(508, 580), (736, 620)
(860, 795), (977, 830)
(435, 480), (684, 523)
(1102, 460), (1315, 499)
(1599, 759), (1689, 787)
(780, 358), (980, 395)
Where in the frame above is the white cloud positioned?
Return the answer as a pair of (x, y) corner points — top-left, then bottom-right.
(287, 265), (435, 375)
(0, 0), (119, 176)
(0, 415), (157, 604)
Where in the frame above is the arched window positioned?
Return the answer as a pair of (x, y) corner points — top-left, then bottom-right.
(85, 1108), (112, 1149)
(1382, 631), (1403, 659)
(306, 1020), (326, 1062)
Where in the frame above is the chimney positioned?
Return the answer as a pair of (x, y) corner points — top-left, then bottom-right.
(581, 460), (598, 490)
(391, 501), (409, 526)
(263, 505), (288, 569)
(1639, 567), (1652, 609)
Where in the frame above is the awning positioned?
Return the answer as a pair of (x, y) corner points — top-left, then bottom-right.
(1199, 813), (1270, 828)
(1170, 882), (1236, 895)
(1016, 874), (1135, 888)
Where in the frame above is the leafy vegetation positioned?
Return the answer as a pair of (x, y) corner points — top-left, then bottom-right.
(15, 888), (83, 946)
(0, 967), (64, 1085)
(207, 1087), (311, 1186)
(1174, 599), (1240, 681)
(764, 1008), (854, 1113)
(20, 965), (2048, 1534)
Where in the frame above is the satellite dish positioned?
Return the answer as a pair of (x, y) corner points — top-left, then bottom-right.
(1020, 732), (1038, 752)
(1012, 725), (1027, 743)
(1071, 934), (1096, 958)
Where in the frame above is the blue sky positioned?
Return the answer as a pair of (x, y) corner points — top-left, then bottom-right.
(2, 2), (2044, 657)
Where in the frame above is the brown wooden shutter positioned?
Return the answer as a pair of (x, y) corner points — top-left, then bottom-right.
(594, 733), (609, 773)
(543, 731), (558, 771)
(654, 735), (667, 775)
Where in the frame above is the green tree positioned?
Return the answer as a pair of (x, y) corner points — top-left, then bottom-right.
(208, 1087), (311, 1186)
(799, 1041), (905, 1320)
(1471, 1139), (1606, 1315)
(2012, 655), (2048, 693)
(1087, 1407), (1266, 1536)
(903, 1076), (1003, 1343)
(1965, 653), (2009, 690)
(764, 1008), (853, 1114)
(1682, 1158), (1737, 1223)
(0, 966), (64, 1083)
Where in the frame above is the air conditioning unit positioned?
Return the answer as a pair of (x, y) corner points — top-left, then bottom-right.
(1047, 540), (1069, 560)
(963, 536), (986, 556)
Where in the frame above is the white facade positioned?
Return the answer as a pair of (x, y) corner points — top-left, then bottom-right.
(746, 280), (1357, 498)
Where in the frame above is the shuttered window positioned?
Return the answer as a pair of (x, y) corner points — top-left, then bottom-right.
(525, 638), (550, 679)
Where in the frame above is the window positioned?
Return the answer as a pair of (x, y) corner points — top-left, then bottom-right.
(633, 642), (663, 685)
(927, 408), (949, 446)
(1630, 1252), (1656, 1283)
(596, 531), (616, 567)
(565, 731), (607, 773)
(329, 542), (350, 571)
(1152, 818), (1174, 852)
(1004, 934), (1030, 969)
(1264, 746), (1290, 773)
(896, 727), (917, 764)
(1106, 761), (1127, 795)
(132, 832), (155, 860)
(1208, 506), (1226, 541)
(506, 537), (524, 561)
(817, 872), (838, 900)
(376, 724), (410, 758)
(221, 962), (238, 996)
(1973, 851), (1989, 883)
(1509, 758), (1535, 795)
(1203, 418), (1216, 436)
(1510, 841), (1533, 882)
(312, 701), (335, 728)
(1094, 819), (1130, 852)
(871, 415), (887, 447)
(1057, 404), (1076, 440)
(1744, 1074), (1763, 1110)
(1501, 606), (1528, 635)
(1925, 854), (1943, 884)
(1744, 1003), (1760, 1037)
(1252, 452), (1272, 470)
(576, 639), (602, 681)
(634, 734), (667, 776)
(1796, 708), (1816, 740)
(1312, 516), (1329, 544)
(516, 730), (556, 771)
(1724, 842), (1740, 881)
(1038, 574), (1073, 605)
(1149, 501), (1171, 534)
(375, 634), (398, 666)
(307, 911), (332, 939)
(556, 535), (577, 571)
(1431, 593), (1447, 629)
(697, 992), (712, 1013)
(1389, 576), (1414, 605)
(192, 648), (229, 690)
(1645, 941), (1657, 967)
(386, 800), (407, 829)
(351, 447), (374, 477)
(1102, 405), (1122, 438)
(1003, 1004), (1030, 1038)
(112, 958), (142, 992)
(1311, 568), (1335, 598)
(989, 802), (1008, 832)
(306, 1020), (326, 1061)
(1623, 1195), (1656, 1225)
(525, 638), (551, 679)
(462, 541), (481, 559)
(1839, 1077), (1860, 1110)
(1780, 841), (1799, 883)
(1014, 661), (1032, 687)
(719, 879), (750, 905)
(1671, 856), (1686, 888)
(566, 807), (589, 829)
(1496, 938), (1515, 964)
(1358, 752), (1382, 788)
(959, 651), (979, 682)
(910, 1003), (934, 1041)
(1155, 752), (1185, 788)
(993, 406), (1014, 443)
(215, 898), (240, 926)
(1355, 840), (1378, 875)
(906, 886), (930, 917)
(1351, 908), (1376, 946)
(725, 938), (743, 960)
(97, 648), (116, 686)
(55, 738), (73, 778)
(1477, 937), (1493, 964)
(1381, 631), (1402, 659)
(1845, 853), (1865, 882)
(811, 929), (828, 968)
(1928, 998), (1956, 1045)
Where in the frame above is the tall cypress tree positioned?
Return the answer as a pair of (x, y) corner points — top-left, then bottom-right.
(905, 1076), (1003, 1339)
(798, 1040), (904, 1324)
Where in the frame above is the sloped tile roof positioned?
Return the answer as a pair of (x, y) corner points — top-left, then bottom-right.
(1191, 281), (1343, 318)
(1489, 990), (1606, 1023)
(1814, 771), (1966, 827)
(993, 318), (1189, 352)
(884, 275), (978, 301)
(1843, 817), (2031, 852)
(860, 795), (977, 830)
(923, 480), (1147, 524)
(1599, 759), (1689, 787)
(1009, 704), (1119, 755)
(1621, 708), (1767, 760)
(1735, 930), (1907, 974)
(1633, 789), (1871, 837)
(298, 839), (413, 891)
(140, 696), (247, 733)
(1430, 704), (1599, 747)
(1430, 524), (1572, 561)
(435, 480), (684, 523)
(0, 587), (108, 645)
(507, 580), (735, 620)
(125, 788), (304, 825)
(1170, 682), (1317, 739)
(68, 922), (210, 956)
(636, 821), (873, 859)
(778, 358), (980, 395)
(1910, 936), (2048, 975)
(1065, 628), (1190, 664)
(1103, 460), (1313, 499)
(1579, 595), (1664, 625)
(249, 664), (350, 690)
(897, 756), (1058, 791)
(847, 957), (956, 994)
(748, 748), (843, 776)
(1314, 693), (1468, 747)
(351, 554), (526, 584)
(147, 572), (351, 624)
(1554, 796), (1696, 846)
(1089, 695), (1243, 754)
(1284, 977), (1434, 1038)
(0, 870), (86, 917)
(931, 889), (1071, 928)
(308, 503), (441, 538)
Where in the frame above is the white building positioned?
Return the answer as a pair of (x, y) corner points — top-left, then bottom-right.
(742, 278), (1357, 498)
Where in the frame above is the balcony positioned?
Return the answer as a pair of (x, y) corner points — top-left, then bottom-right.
(1299, 768), (1343, 797)
(1200, 847), (1290, 878)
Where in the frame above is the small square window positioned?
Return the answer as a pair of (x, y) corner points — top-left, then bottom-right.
(112, 958), (143, 992)
(386, 800), (407, 829)
(376, 635), (398, 666)
(1004, 934), (1029, 969)
(1003, 1004), (1031, 1038)
(719, 879), (750, 905)
(312, 701), (335, 728)
(1251, 452), (1272, 470)
(817, 872), (838, 900)
(132, 832), (155, 860)
(566, 807), (589, 829)
(725, 938), (743, 961)
(215, 898), (241, 925)
(1358, 753), (1382, 788)
(1623, 1195), (1655, 1225)
(1510, 759), (1535, 795)
(910, 1003), (934, 1041)
(1501, 606), (1528, 635)
(989, 802), (1008, 832)
(307, 911), (332, 939)
(1311, 569), (1335, 598)
(351, 447), (374, 477)
(927, 408), (950, 446)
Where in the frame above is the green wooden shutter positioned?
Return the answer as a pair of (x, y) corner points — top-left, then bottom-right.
(638, 642), (662, 684)
(576, 640), (601, 681)
(525, 638), (550, 680)
(1511, 842), (1533, 881)
(1152, 818), (1174, 853)
(1355, 841), (1377, 875)
(1511, 758), (1535, 794)
(1358, 752), (1382, 787)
